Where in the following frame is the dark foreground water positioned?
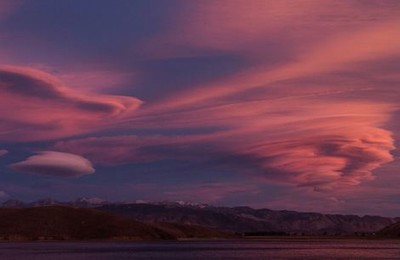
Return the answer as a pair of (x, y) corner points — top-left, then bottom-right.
(0, 239), (399, 259)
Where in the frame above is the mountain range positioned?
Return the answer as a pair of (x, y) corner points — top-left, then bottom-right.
(2, 198), (399, 236)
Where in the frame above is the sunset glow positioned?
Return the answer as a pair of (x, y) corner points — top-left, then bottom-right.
(1, 0), (400, 216)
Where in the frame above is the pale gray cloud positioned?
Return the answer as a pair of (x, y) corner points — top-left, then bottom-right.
(10, 151), (95, 177)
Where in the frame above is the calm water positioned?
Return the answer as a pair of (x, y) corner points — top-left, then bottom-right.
(0, 239), (399, 259)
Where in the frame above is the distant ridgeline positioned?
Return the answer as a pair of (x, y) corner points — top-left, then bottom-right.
(1, 198), (399, 239)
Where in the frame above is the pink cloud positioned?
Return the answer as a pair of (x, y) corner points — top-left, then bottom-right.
(241, 128), (394, 190)
(54, 99), (396, 190)
(0, 66), (142, 141)
(52, 76), (397, 190)
(107, 87), (395, 191)
(9, 151), (95, 177)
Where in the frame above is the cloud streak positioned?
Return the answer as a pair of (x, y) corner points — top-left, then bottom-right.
(9, 151), (95, 177)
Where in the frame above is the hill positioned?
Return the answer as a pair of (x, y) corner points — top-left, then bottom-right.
(0, 206), (233, 240)
(377, 221), (400, 237)
(0, 206), (232, 241)
(0, 206), (177, 241)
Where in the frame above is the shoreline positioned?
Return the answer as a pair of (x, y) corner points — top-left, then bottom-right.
(0, 236), (398, 243)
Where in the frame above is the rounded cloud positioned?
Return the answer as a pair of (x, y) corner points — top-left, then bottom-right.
(9, 151), (95, 177)
(0, 149), (8, 157)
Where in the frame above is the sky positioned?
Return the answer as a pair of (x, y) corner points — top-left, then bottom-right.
(0, 0), (400, 216)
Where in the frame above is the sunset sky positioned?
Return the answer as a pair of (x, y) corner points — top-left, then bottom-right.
(1, 0), (400, 216)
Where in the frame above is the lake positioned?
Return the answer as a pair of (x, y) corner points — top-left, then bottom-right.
(0, 239), (399, 259)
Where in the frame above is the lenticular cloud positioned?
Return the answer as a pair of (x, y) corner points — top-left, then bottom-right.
(10, 151), (95, 177)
